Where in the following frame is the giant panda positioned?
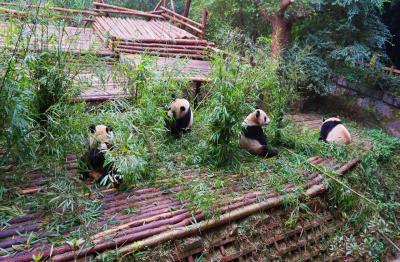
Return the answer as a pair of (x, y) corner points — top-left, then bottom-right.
(86, 124), (122, 186)
(319, 117), (352, 145)
(165, 98), (193, 137)
(239, 109), (278, 158)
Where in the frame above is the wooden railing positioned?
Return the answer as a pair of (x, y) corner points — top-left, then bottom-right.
(159, 7), (208, 39)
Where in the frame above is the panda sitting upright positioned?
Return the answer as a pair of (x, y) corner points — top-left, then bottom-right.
(319, 116), (351, 145)
(165, 98), (193, 138)
(239, 109), (278, 158)
(86, 124), (121, 186)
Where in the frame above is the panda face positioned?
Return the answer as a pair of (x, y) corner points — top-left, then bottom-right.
(89, 124), (113, 149)
(168, 98), (190, 120)
(256, 110), (270, 126)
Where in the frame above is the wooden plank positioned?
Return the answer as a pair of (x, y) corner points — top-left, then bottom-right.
(117, 44), (205, 55)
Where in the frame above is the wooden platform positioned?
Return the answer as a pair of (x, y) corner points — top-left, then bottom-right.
(0, 22), (114, 56)
(78, 55), (211, 102)
(0, 153), (364, 261)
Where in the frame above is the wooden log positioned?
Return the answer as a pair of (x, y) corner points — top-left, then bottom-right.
(117, 38), (209, 45)
(119, 42), (208, 50)
(336, 158), (360, 175)
(162, 13), (203, 35)
(94, 8), (163, 19)
(101, 196), (287, 257)
(182, 0), (192, 18)
(200, 8), (208, 39)
(91, 209), (189, 241)
(114, 48), (207, 60)
(160, 6), (202, 28)
(116, 44), (205, 55)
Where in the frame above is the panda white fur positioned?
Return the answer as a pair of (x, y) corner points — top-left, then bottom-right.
(165, 98), (193, 137)
(87, 124), (121, 186)
(239, 109), (278, 158)
(319, 117), (351, 145)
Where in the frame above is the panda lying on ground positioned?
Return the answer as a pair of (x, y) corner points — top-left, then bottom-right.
(239, 109), (278, 158)
(165, 98), (193, 138)
(86, 124), (122, 186)
(319, 117), (352, 145)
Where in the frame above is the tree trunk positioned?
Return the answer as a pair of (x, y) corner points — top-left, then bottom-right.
(271, 15), (292, 58)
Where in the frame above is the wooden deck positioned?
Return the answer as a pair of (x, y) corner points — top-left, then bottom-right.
(0, 22), (114, 56)
(78, 55), (211, 102)
(0, 154), (334, 261)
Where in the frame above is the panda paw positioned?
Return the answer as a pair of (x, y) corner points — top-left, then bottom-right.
(262, 147), (278, 158)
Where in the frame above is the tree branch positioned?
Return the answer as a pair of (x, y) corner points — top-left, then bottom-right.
(253, 0), (273, 22)
(279, 0), (294, 14)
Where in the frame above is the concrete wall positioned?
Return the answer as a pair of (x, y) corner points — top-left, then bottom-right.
(334, 76), (400, 137)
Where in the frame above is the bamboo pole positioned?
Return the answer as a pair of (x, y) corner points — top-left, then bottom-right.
(170, 0), (175, 12)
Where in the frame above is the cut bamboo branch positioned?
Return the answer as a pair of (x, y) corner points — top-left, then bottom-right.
(336, 158), (360, 175)
(154, 0), (162, 11)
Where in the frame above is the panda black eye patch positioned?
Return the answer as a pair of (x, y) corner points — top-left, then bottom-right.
(180, 106), (185, 112)
(89, 124), (96, 133)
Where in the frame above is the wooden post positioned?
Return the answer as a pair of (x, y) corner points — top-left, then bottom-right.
(200, 8), (208, 39)
(182, 0), (191, 18)
(161, 0), (166, 7)
(194, 81), (202, 108)
(170, 0), (175, 11)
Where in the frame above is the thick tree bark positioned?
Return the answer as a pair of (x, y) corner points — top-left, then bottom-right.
(254, 0), (304, 58)
(270, 15), (292, 58)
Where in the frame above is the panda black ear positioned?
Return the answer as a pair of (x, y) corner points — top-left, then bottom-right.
(89, 125), (96, 133)
(256, 110), (260, 118)
(180, 106), (185, 112)
(106, 126), (113, 133)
